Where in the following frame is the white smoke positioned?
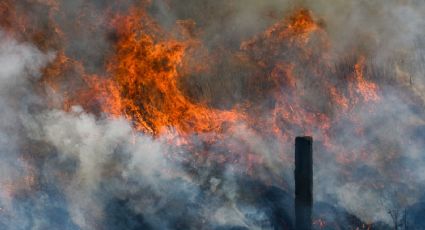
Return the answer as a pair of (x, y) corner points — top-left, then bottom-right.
(2, 0), (425, 228)
(0, 31), (54, 229)
(27, 107), (173, 229)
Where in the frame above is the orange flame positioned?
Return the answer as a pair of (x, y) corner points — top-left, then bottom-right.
(1, 2), (382, 176)
(86, 8), (243, 136)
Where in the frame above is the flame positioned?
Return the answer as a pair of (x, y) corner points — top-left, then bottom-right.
(2, 2), (421, 228)
(3, 3), (380, 143)
(313, 218), (327, 229)
(1, 1), (383, 190)
(86, 8), (244, 136)
(354, 56), (380, 102)
(39, 7), (381, 169)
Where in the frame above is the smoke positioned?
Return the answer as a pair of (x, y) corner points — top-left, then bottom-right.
(152, 0), (425, 225)
(0, 31), (279, 229)
(1, 0), (425, 229)
(29, 107), (178, 229)
(153, 0), (425, 55)
(0, 31), (55, 229)
(25, 108), (290, 229)
(313, 91), (425, 223)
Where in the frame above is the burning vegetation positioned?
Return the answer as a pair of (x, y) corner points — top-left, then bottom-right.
(0, 0), (425, 229)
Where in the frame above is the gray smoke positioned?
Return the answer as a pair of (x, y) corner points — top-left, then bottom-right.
(1, 0), (425, 229)
(0, 31), (54, 229)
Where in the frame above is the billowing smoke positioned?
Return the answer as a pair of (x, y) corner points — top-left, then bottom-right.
(1, 0), (425, 229)
(0, 31), (55, 228)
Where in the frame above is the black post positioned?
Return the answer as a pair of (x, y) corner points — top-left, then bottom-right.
(295, 136), (313, 230)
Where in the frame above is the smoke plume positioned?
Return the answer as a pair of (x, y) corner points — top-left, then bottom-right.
(1, 0), (425, 229)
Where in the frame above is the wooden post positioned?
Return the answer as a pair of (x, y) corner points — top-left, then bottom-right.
(295, 136), (313, 230)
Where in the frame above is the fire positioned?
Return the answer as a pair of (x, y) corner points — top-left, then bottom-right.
(1, 1), (405, 228)
(271, 8), (320, 43)
(313, 218), (327, 229)
(2, 2), (380, 142)
(353, 56), (380, 102)
(0, 0), (383, 195)
(3, 4), (383, 184)
(87, 8), (244, 135)
(37, 6), (380, 168)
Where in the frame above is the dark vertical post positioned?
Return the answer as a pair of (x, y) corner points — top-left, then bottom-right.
(295, 136), (313, 230)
